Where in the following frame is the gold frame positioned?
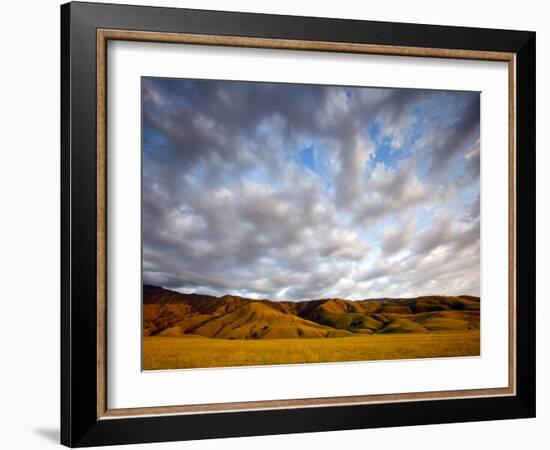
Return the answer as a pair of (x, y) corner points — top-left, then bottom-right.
(96, 29), (516, 420)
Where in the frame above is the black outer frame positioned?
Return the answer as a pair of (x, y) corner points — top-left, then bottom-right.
(61, 1), (536, 447)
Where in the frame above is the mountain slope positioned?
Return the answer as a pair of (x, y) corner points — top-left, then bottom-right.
(143, 285), (480, 339)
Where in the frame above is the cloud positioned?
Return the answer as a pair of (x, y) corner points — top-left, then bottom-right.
(380, 217), (418, 255)
(334, 132), (375, 209)
(142, 78), (480, 299)
(416, 92), (480, 177)
(358, 210), (480, 297)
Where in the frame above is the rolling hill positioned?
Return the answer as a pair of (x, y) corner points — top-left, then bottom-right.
(143, 285), (480, 339)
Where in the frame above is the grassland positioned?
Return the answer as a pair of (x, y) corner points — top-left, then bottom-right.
(143, 330), (480, 370)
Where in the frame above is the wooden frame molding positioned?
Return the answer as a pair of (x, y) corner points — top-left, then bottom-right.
(96, 29), (517, 420)
(97, 29), (516, 61)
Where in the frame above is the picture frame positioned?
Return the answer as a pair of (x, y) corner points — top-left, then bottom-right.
(61, 1), (536, 447)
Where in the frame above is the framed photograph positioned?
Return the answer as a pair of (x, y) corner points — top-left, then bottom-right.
(61, 1), (536, 447)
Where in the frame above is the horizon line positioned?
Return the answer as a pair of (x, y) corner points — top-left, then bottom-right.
(143, 283), (480, 303)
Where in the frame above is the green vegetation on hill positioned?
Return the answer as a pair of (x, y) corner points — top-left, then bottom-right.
(143, 285), (480, 339)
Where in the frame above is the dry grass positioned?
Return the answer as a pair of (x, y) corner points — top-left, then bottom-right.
(143, 330), (480, 370)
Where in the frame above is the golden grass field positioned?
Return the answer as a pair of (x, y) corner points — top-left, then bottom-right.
(143, 330), (480, 370)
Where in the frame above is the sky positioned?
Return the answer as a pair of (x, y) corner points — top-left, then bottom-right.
(142, 77), (480, 300)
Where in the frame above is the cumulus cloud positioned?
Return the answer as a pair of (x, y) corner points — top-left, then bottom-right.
(142, 78), (480, 299)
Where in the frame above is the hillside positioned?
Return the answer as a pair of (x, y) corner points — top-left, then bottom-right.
(143, 285), (480, 339)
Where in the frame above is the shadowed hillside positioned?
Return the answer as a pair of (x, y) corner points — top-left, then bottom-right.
(143, 285), (480, 339)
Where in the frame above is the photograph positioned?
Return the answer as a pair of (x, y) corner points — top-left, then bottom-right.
(56, 1), (536, 446)
(141, 78), (481, 370)
(54, 1), (548, 442)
